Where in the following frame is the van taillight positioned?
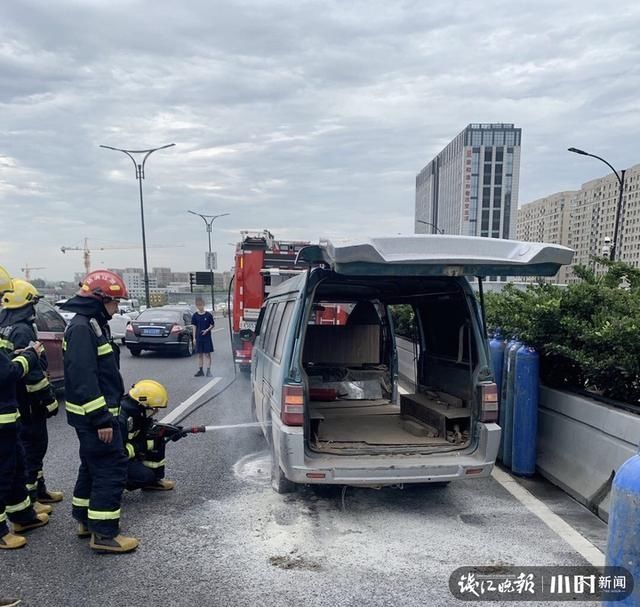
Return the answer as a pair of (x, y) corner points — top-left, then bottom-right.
(281, 384), (304, 426)
(479, 382), (499, 422)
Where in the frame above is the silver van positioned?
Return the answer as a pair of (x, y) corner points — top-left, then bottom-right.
(246, 236), (572, 493)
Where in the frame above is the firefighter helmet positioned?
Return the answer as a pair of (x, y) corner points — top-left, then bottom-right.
(129, 379), (169, 408)
(78, 269), (128, 301)
(1, 279), (40, 309)
(0, 266), (14, 295)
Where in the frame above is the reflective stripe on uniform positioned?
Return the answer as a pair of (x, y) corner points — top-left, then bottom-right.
(146, 440), (155, 451)
(128, 430), (139, 440)
(65, 396), (107, 416)
(0, 338), (14, 350)
(62, 339), (67, 351)
(143, 459), (166, 469)
(0, 510), (6, 523)
(125, 443), (135, 459)
(13, 355), (29, 377)
(46, 399), (59, 413)
(6, 496), (31, 513)
(88, 508), (120, 521)
(72, 496), (90, 508)
(97, 343), (113, 356)
(0, 411), (20, 425)
(26, 377), (50, 393)
(25, 482), (37, 491)
(108, 407), (120, 416)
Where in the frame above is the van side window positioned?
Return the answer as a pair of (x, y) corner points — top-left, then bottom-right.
(273, 301), (295, 362)
(264, 302), (284, 358)
(256, 304), (273, 348)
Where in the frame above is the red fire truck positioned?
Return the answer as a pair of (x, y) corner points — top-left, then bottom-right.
(232, 230), (310, 371)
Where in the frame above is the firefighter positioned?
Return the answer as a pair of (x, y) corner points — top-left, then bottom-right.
(59, 269), (138, 554)
(119, 379), (176, 491)
(0, 266), (49, 551)
(0, 280), (63, 511)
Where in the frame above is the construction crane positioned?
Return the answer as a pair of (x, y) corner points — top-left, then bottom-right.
(60, 237), (178, 275)
(21, 265), (46, 282)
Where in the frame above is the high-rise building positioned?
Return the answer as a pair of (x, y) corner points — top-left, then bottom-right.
(516, 191), (577, 283)
(152, 267), (172, 288)
(569, 163), (640, 278)
(415, 123), (522, 238)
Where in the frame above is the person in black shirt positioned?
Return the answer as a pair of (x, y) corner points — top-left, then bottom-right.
(191, 297), (215, 377)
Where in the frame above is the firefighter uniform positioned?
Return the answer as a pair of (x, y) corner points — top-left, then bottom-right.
(0, 289), (61, 506)
(60, 294), (130, 545)
(61, 270), (137, 553)
(0, 343), (49, 548)
(119, 395), (171, 490)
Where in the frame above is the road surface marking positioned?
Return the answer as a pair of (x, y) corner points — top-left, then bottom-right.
(160, 377), (222, 424)
(213, 327), (226, 333)
(399, 382), (603, 565)
(491, 467), (604, 566)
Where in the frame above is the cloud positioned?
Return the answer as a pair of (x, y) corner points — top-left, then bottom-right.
(0, 0), (639, 280)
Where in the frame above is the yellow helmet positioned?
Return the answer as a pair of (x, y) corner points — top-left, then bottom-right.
(1, 279), (40, 309)
(0, 266), (14, 295)
(129, 379), (168, 408)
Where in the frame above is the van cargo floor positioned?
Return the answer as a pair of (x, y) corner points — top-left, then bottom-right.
(314, 413), (448, 447)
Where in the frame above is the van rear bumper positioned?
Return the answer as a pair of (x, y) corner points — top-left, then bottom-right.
(275, 422), (501, 486)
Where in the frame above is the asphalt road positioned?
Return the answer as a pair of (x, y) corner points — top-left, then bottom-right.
(4, 322), (608, 607)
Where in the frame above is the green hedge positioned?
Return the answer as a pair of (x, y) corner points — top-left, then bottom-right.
(485, 260), (640, 405)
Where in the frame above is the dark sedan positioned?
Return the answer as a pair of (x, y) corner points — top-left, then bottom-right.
(125, 308), (194, 357)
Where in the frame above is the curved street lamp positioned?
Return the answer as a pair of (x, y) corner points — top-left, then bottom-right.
(568, 147), (626, 261)
(416, 219), (444, 234)
(100, 143), (175, 306)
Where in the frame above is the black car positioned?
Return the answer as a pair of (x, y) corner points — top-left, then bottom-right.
(125, 307), (194, 357)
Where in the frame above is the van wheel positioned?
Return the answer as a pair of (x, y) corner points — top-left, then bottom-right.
(270, 439), (295, 494)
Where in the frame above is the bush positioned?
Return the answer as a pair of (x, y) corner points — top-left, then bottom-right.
(389, 304), (416, 340)
(485, 259), (640, 405)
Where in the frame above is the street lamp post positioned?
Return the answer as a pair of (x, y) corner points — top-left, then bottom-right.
(188, 211), (230, 310)
(100, 143), (175, 308)
(568, 147), (626, 261)
(416, 219), (444, 234)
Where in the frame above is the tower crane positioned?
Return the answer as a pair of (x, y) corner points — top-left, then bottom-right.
(21, 265), (47, 282)
(60, 237), (178, 275)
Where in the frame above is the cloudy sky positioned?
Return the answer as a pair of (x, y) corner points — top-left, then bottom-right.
(1, 0), (639, 281)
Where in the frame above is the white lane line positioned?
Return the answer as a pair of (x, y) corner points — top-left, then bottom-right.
(491, 467), (605, 566)
(160, 377), (222, 424)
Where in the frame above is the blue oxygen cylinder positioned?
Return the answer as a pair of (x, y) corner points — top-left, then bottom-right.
(604, 454), (640, 606)
(512, 345), (539, 477)
(501, 338), (522, 468)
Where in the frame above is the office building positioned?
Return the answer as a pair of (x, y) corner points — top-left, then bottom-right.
(415, 123), (522, 238)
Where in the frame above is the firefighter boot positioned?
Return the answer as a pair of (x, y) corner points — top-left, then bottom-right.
(90, 533), (139, 554)
(33, 502), (53, 516)
(77, 523), (91, 538)
(37, 485), (64, 504)
(0, 532), (27, 550)
(142, 479), (175, 491)
(12, 513), (49, 533)
(0, 598), (22, 606)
